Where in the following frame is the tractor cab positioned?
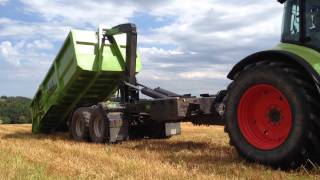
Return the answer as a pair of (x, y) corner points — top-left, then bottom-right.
(280, 0), (320, 50)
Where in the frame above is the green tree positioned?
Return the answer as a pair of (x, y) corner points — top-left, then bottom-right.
(0, 96), (32, 124)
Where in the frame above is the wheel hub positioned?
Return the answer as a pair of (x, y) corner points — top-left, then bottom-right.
(237, 84), (292, 150)
(268, 107), (281, 123)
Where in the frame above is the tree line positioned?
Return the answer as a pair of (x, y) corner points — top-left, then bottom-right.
(0, 96), (32, 124)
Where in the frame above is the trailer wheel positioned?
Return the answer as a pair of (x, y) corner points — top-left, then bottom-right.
(69, 107), (91, 141)
(89, 106), (109, 143)
(225, 61), (317, 169)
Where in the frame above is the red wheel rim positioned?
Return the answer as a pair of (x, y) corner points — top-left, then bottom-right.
(237, 84), (292, 150)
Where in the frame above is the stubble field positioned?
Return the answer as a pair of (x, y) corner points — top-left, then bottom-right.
(0, 123), (319, 179)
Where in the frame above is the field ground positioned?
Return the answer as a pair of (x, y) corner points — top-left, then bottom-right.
(0, 123), (319, 179)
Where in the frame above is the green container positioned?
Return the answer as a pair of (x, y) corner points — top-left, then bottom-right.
(30, 27), (142, 133)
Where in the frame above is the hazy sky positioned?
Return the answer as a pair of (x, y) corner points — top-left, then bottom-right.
(0, 0), (283, 98)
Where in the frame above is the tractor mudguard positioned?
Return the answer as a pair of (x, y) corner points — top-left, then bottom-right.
(227, 50), (320, 88)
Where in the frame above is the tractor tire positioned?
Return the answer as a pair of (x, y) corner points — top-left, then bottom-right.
(225, 61), (320, 169)
(69, 107), (91, 141)
(89, 105), (109, 143)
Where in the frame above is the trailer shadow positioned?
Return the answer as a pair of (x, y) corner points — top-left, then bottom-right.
(1, 131), (69, 141)
(2, 131), (241, 170)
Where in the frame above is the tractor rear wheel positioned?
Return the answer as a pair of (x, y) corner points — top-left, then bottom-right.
(225, 61), (319, 169)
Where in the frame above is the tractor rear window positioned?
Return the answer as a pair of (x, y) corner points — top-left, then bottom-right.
(304, 0), (320, 49)
(282, 0), (300, 42)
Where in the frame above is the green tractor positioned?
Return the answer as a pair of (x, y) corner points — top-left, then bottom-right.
(225, 0), (320, 168)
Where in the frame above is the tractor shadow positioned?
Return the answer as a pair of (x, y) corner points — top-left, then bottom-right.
(129, 140), (320, 175)
(127, 139), (242, 171)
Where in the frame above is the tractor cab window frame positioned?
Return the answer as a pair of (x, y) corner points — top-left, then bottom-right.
(281, 0), (320, 51)
(303, 0), (320, 50)
(281, 0), (302, 43)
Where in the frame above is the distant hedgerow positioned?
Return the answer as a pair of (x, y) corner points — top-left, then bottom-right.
(0, 96), (32, 124)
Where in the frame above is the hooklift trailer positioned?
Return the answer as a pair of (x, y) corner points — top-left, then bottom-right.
(31, 0), (320, 169)
(30, 24), (225, 141)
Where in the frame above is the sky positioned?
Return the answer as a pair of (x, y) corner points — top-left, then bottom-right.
(0, 0), (283, 98)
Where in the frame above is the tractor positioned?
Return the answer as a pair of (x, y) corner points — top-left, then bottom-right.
(225, 0), (320, 168)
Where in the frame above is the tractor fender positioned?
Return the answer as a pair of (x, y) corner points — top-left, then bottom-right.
(227, 50), (320, 87)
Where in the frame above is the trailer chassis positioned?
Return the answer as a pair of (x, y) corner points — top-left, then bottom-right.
(69, 23), (226, 143)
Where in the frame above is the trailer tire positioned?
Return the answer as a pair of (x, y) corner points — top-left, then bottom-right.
(225, 61), (318, 169)
(89, 106), (109, 143)
(69, 107), (91, 141)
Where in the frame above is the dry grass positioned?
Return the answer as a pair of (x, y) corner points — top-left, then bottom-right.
(0, 123), (319, 180)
